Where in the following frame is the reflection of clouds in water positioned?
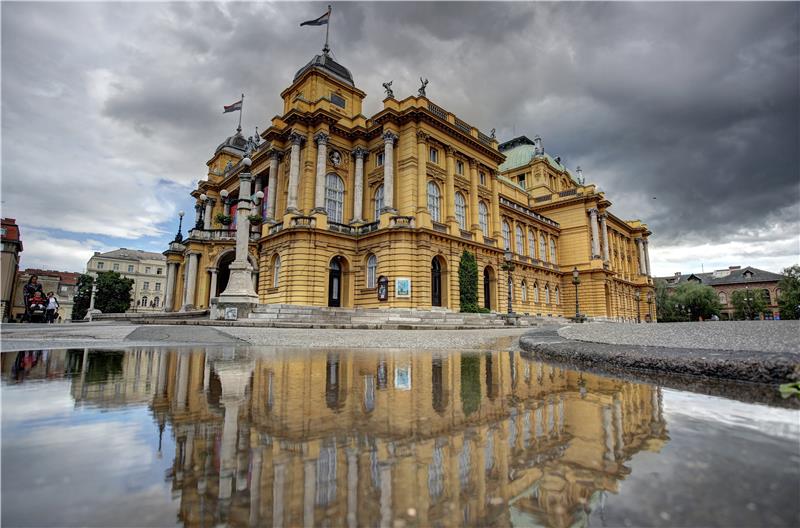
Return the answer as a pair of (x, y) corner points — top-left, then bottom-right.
(1, 381), (74, 423)
(662, 389), (800, 441)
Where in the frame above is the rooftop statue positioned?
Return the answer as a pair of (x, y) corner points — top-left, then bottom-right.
(418, 77), (428, 97)
(382, 80), (394, 99)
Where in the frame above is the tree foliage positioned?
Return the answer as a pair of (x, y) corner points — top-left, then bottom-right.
(94, 271), (134, 314)
(71, 274), (94, 320)
(777, 264), (800, 319)
(731, 289), (769, 320)
(655, 280), (721, 322)
(458, 250), (479, 313)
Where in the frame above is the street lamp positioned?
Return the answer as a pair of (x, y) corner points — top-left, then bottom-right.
(174, 210), (185, 243)
(502, 249), (515, 315)
(572, 267), (581, 322)
(635, 290), (641, 323)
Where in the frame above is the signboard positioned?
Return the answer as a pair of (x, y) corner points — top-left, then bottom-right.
(395, 277), (411, 298)
(377, 276), (388, 301)
(224, 307), (238, 320)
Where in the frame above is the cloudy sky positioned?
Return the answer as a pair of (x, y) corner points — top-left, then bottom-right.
(2, 1), (798, 276)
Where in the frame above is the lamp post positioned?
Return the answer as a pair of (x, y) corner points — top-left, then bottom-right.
(635, 290), (641, 323)
(87, 276), (97, 322)
(647, 292), (653, 322)
(572, 267), (581, 322)
(502, 250), (515, 315)
(174, 210), (185, 243)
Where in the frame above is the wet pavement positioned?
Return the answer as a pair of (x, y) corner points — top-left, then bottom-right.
(2, 347), (798, 527)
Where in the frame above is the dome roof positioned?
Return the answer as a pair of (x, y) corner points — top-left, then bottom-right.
(294, 52), (354, 86)
(215, 129), (248, 155)
(498, 137), (537, 172)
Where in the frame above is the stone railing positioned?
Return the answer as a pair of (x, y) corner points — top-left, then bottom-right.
(477, 131), (493, 145)
(427, 102), (447, 120)
(389, 216), (415, 228)
(454, 117), (471, 134)
(483, 237), (497, 247)
(534, 195), (552, 203)
(558, 189), (578, 197)
(500, 197), (559, 228)
(328, 221), (355, 235)
(357, 221), (380, 235)
(188, 228), (258, 242)
(460, 230), (474, 240)
(267, 222), (284, 235)
(432, 221), (448, 233)
(290, 216), (316, 228)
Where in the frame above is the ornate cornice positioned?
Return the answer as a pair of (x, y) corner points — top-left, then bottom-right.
(289, 131), (305, 146)
(352, 146), (369, 159)
(313, 131), (329, 145)
(382, 130), (398, 144)
(416, 130), (429, 144)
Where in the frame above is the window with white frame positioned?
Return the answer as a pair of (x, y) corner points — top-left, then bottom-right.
(367, 254), (378, 289)
(528, 230), (536, 258)
(374, 185), (384, 220)
(127, 265), (134, 273)
(155, 283), (161, 292)
(502, 221), (511, 250)
(455, 192), (467, 230)
(515, 225), (524, 255)
(157, 268), (163, 275)
(427, 181), (441, 222)
(113, 263), (119, 271)
(719, 292), (727, 305)
(478, 202), (489, 236)
(545, 284), (550, 304)
(521, 280), (528, 303)
(153, 296), (160, 307)
(479, 171), (486, 186)
(143, 281), (149, 290)
(141, 296), (148, 306)
(539, 234), (547, 262)
(272, 255), (281, 288)
(145, 266), (151, 274)
(96, 261), (104, 269)
(429, 147), (439, 164)
(456, 160), (464, 175)
(376, 152), (385, 167)
(325, 173), (345, 223)
(533, 282), (539, 303)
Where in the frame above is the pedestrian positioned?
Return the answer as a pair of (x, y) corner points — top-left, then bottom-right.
(22, 275), (44, 322)
(45, 292), (59, 324)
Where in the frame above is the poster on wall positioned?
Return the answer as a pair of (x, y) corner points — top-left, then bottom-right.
(395, 278), (411, 298)
(377, 276), (389, 301)
(394, 364), (411, 390)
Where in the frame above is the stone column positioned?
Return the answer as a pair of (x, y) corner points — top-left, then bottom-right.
(273, 461), (286, 528)
(313, 131), (329, 213)
(469, 159), (480, 233)
(346, 448), (358, 528)
(490, 171), (501, 238)
(637, 239), (646, 275)
(644, 239), (652, 277)
(415, 131), (428, 215)
(267, 152), (280, 220)
(352, 147), (368, 222)
(249, 447), (263, 527)
(223, 198), (231, 217)
(303, 459), (316, 528)
(164, 262), (177, 312)
(218, 160), (259, 304)
(379, 462), (393, 528)
(588, 208), (601, 258)
(444, 146), (456, 224)
(382, 131), (398, 213)
(600, 213), (610, 262)
(286, 132), (304, 213)
(208, 268), (218, 300)
(183, 252), (199, 310)
(203, 198), (215, 230)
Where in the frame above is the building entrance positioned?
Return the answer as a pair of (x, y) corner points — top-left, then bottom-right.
(328, 257), (343, 307)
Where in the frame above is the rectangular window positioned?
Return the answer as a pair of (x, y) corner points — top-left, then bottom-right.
(113, 263), (119, 271)
(145, 266), (151, 274)
(479, 171), (486, 186)
(155, 283), (161, 291)
(376, 152), (385, 167)
(456, 160), (464, 175)
(156, 268), (163, 275)
(127, 265), (134, 273)
(429, 147), (439, 164)
(97, 261), (104, 269)
(330, 92), (346, 108)
(143, 282), (149, 291)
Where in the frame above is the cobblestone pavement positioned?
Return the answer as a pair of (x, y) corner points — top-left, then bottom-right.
(0, 322), (529, 352)
(559, 320), (800, 353)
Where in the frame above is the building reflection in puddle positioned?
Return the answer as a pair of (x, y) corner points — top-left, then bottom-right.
(1, 348), (668, 527)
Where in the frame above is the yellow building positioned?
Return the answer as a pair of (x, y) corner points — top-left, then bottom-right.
(164, 49), (655, 321)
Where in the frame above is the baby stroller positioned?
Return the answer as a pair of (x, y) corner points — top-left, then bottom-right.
(27, 292), (47, 323)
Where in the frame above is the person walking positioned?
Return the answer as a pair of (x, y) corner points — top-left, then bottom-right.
(45, 292), (59, 324)
(22, 275), (44, 322)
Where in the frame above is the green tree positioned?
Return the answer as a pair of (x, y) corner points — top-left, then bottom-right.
(654, 278), (684, 322)
(94, 271), (134, 314)
(777, 264), (800, 319)
(731, 289), (769, 320)
(672, 282), (721, 321)
(458, 250), (479, 313)
(71, 274), (94, 320)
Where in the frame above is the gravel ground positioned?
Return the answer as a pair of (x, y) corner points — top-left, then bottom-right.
(0, 322), (528, 352)
(560, 320), (800, 353)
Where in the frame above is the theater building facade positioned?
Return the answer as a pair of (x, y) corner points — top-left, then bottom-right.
(164, 51), (655, 321)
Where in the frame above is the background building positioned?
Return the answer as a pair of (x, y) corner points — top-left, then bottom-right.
(658, 266), (784, 319)
(9, 268), (80, 322)
(1, 218), (23, 321)
(164, 49), (655, 321)
(87, 249), (167, 312)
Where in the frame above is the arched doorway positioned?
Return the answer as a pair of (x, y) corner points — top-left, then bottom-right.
(328, 256), (344, 307)
(216, 251), (236, 296)
(431, 257), (443, 307)
(483, 266), (495, 310)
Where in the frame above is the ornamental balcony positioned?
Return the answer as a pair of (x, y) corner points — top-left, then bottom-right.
(187, 228), (260, 243)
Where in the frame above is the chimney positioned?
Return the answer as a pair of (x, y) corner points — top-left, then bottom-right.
(533, 135), (543, 156)
(93, 251), (100, 256)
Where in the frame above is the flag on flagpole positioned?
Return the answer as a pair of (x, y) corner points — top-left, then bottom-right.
(223, 99), (242, 113)
(300, 6), (331, 26)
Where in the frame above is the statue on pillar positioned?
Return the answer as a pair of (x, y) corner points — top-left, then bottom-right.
(382, 81), (394, 99)
(418, 77), (428, 97)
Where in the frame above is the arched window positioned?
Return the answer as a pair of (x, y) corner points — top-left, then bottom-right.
(427, 181), (441, 222)
(762, 289), (771, 304)
(533, 282), (539, 303)
(325, 173), (345, 223)
(544, 284), (550, 304)
(272, 255), (281, 288)
(549, 238), (557, 262)
(366, 254), (378, 289)
(539, 234), (547, 262)
(521, 280), (528, 303)
(528, 230), (536, 258)
(153, 296), (160, 307)
(502, 221), (511, 250)
(515, 225), (524, 255)
(555, 287), (560, 305)
(454, 192), (467, 230)
(478, 202), (489, 236)
(718, 292), (727, 305)
(141, 295), (148, 307)
(374, 185), (384, 220)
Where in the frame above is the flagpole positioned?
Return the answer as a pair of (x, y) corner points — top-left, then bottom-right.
(238, 93), (244, 132)
(323, 5), (331, 54)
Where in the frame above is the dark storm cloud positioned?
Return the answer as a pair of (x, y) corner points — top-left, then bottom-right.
(2, 1), (798, 272)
